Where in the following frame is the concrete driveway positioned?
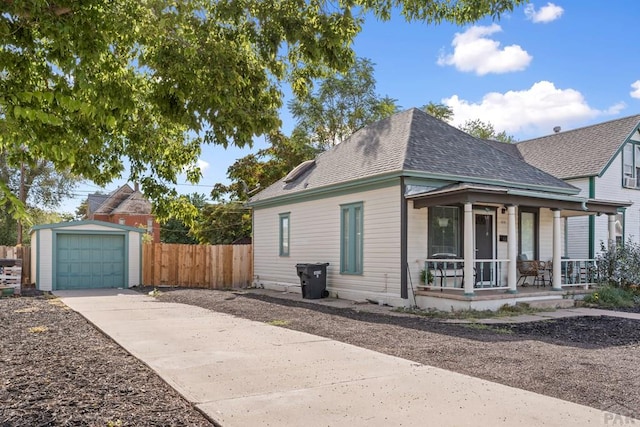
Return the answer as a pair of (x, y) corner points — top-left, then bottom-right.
(56, 289), (616, 426)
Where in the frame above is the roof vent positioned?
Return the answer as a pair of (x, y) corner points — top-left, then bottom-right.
(283, 159), (316, 183)
(553, 126), (561, 133)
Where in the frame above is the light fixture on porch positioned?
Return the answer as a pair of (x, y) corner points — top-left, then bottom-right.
(437, 217), (450, 228)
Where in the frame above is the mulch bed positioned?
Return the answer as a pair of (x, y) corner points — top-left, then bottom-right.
(2, 288), (640, 425)
(0, 296), (213, 427)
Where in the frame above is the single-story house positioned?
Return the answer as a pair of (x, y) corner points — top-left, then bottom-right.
(247, 108), (630, 310)
(30, 220), (145, 291)
(517, 114), (640, 258)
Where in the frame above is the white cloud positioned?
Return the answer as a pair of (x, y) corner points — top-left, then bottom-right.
(196, 159), (210, 171)
(631, 80), (640, 99)
(437, 24), (532, 75)
(524, 3), (564, 23)
(442, 81), (624, 137)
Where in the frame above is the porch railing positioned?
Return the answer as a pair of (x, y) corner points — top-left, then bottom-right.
(422, 257), (599, 291)
(423, 258), (509, 291)
(556, 258), (598, 289)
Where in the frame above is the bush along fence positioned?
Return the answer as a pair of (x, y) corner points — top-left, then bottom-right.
(142, 243), (252, 289)
(0, 246), (31, 286)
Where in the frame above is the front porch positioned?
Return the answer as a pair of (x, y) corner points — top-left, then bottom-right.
(405, 183), (630, 311)
(414, 285), (591, 312)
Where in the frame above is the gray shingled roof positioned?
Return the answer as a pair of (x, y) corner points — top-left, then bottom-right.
(249, 108), (576, 204)
(87, 193), (109, 215)
(517, 115), (640, 179)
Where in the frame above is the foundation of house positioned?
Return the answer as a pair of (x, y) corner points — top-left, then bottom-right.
(414, 287), (592, 311)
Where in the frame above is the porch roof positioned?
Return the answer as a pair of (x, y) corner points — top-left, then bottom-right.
(406, 183), (631, 215)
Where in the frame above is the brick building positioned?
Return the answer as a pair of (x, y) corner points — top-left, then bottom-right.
(86, 184), (160, 243)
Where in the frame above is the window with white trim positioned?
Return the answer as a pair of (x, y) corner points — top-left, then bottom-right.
(622, 143), (640, 188)
(428, 206), (461, 257)
(279, 213), (290, 256)
(341, 202), (363, 274)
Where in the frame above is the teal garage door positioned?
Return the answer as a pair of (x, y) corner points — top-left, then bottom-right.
(56, 234), (126, 289)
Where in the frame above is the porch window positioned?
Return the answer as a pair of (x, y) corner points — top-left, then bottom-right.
(279, 213), (290, 256)
(341, 202), (363, 274)
(519, 208), (538, 259)
(428, 206), (460, 256)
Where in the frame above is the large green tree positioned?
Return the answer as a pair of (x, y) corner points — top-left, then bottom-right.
(160, 193), (207, 244)
(288, 58), (399, 150)
(0, 157), (78, 245)
(191, 202), (252, 245)
(1, 0), (526, 224)
(422, 102), (454, 122)
(459, 118), (516, 143)
(214, 56), (399, 204)
(209, 57), (399, 242)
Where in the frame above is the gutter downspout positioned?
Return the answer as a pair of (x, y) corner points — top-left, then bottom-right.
(400, 177), (408, 299)
(588, 177), (595, 259)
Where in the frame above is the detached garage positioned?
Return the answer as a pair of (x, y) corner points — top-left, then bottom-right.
(30, 221), (145, 291)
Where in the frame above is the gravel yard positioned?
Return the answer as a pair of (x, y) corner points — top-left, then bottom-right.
(2, 288), (639, 425)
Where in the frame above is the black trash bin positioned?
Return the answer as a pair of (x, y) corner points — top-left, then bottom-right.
(295, 263), (330, 299)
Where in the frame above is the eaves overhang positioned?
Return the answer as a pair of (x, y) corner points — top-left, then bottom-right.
(407, 184), (631, 215)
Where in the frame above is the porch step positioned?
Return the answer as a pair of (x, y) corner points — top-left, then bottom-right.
(518, 298), (575, 309)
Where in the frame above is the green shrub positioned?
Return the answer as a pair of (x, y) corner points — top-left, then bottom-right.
(419, 269), (433, 284)
(584, 285), (635, 308)
(596, 239), (640, 287)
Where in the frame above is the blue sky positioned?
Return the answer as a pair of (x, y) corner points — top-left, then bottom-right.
(60, 1), (640, 213)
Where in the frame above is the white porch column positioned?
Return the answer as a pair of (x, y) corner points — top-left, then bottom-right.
(608, 214), (617, 250)
(463, 202), (475, 296)
(552, 209), (562, 291)
(507, 205), (517, 293)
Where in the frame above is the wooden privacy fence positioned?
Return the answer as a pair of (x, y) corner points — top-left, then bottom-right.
(142, 243), (252, 289)
(0, 246), (31, 285)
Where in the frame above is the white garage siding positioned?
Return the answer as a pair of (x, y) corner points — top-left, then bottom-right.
(30, 221), (143, 291)
(253, 185), (403, 305)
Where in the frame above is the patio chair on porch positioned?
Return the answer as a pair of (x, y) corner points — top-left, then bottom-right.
(517, 254), (545, 287)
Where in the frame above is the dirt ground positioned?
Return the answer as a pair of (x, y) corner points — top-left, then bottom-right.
(2, 288), (639, 425)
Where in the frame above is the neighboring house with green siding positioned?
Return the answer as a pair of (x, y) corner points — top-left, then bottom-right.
(517, 115), (640, 259)
(247, 109), (628, 310)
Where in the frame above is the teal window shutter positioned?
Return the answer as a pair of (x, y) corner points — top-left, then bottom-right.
(279, 213), (290, 256)
(340, 202), (363, 274)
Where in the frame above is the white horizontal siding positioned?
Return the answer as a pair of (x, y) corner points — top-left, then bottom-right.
(566, 216), (589, 258)
(128, 232), (141, 287)
(407, 200), (427, 288)
(36, 229), (53, 291)
(565, 177), (591, 258)
(30, 237), (37, 287)
(596, 154), (639, 248)
(566, 177), (590, 196)
(538, 208), (553, 261)
(253, 185), (402, 301)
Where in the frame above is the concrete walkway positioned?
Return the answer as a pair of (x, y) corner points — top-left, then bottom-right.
(57, 289), (621, 427)
(246, 288), (640, 324)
